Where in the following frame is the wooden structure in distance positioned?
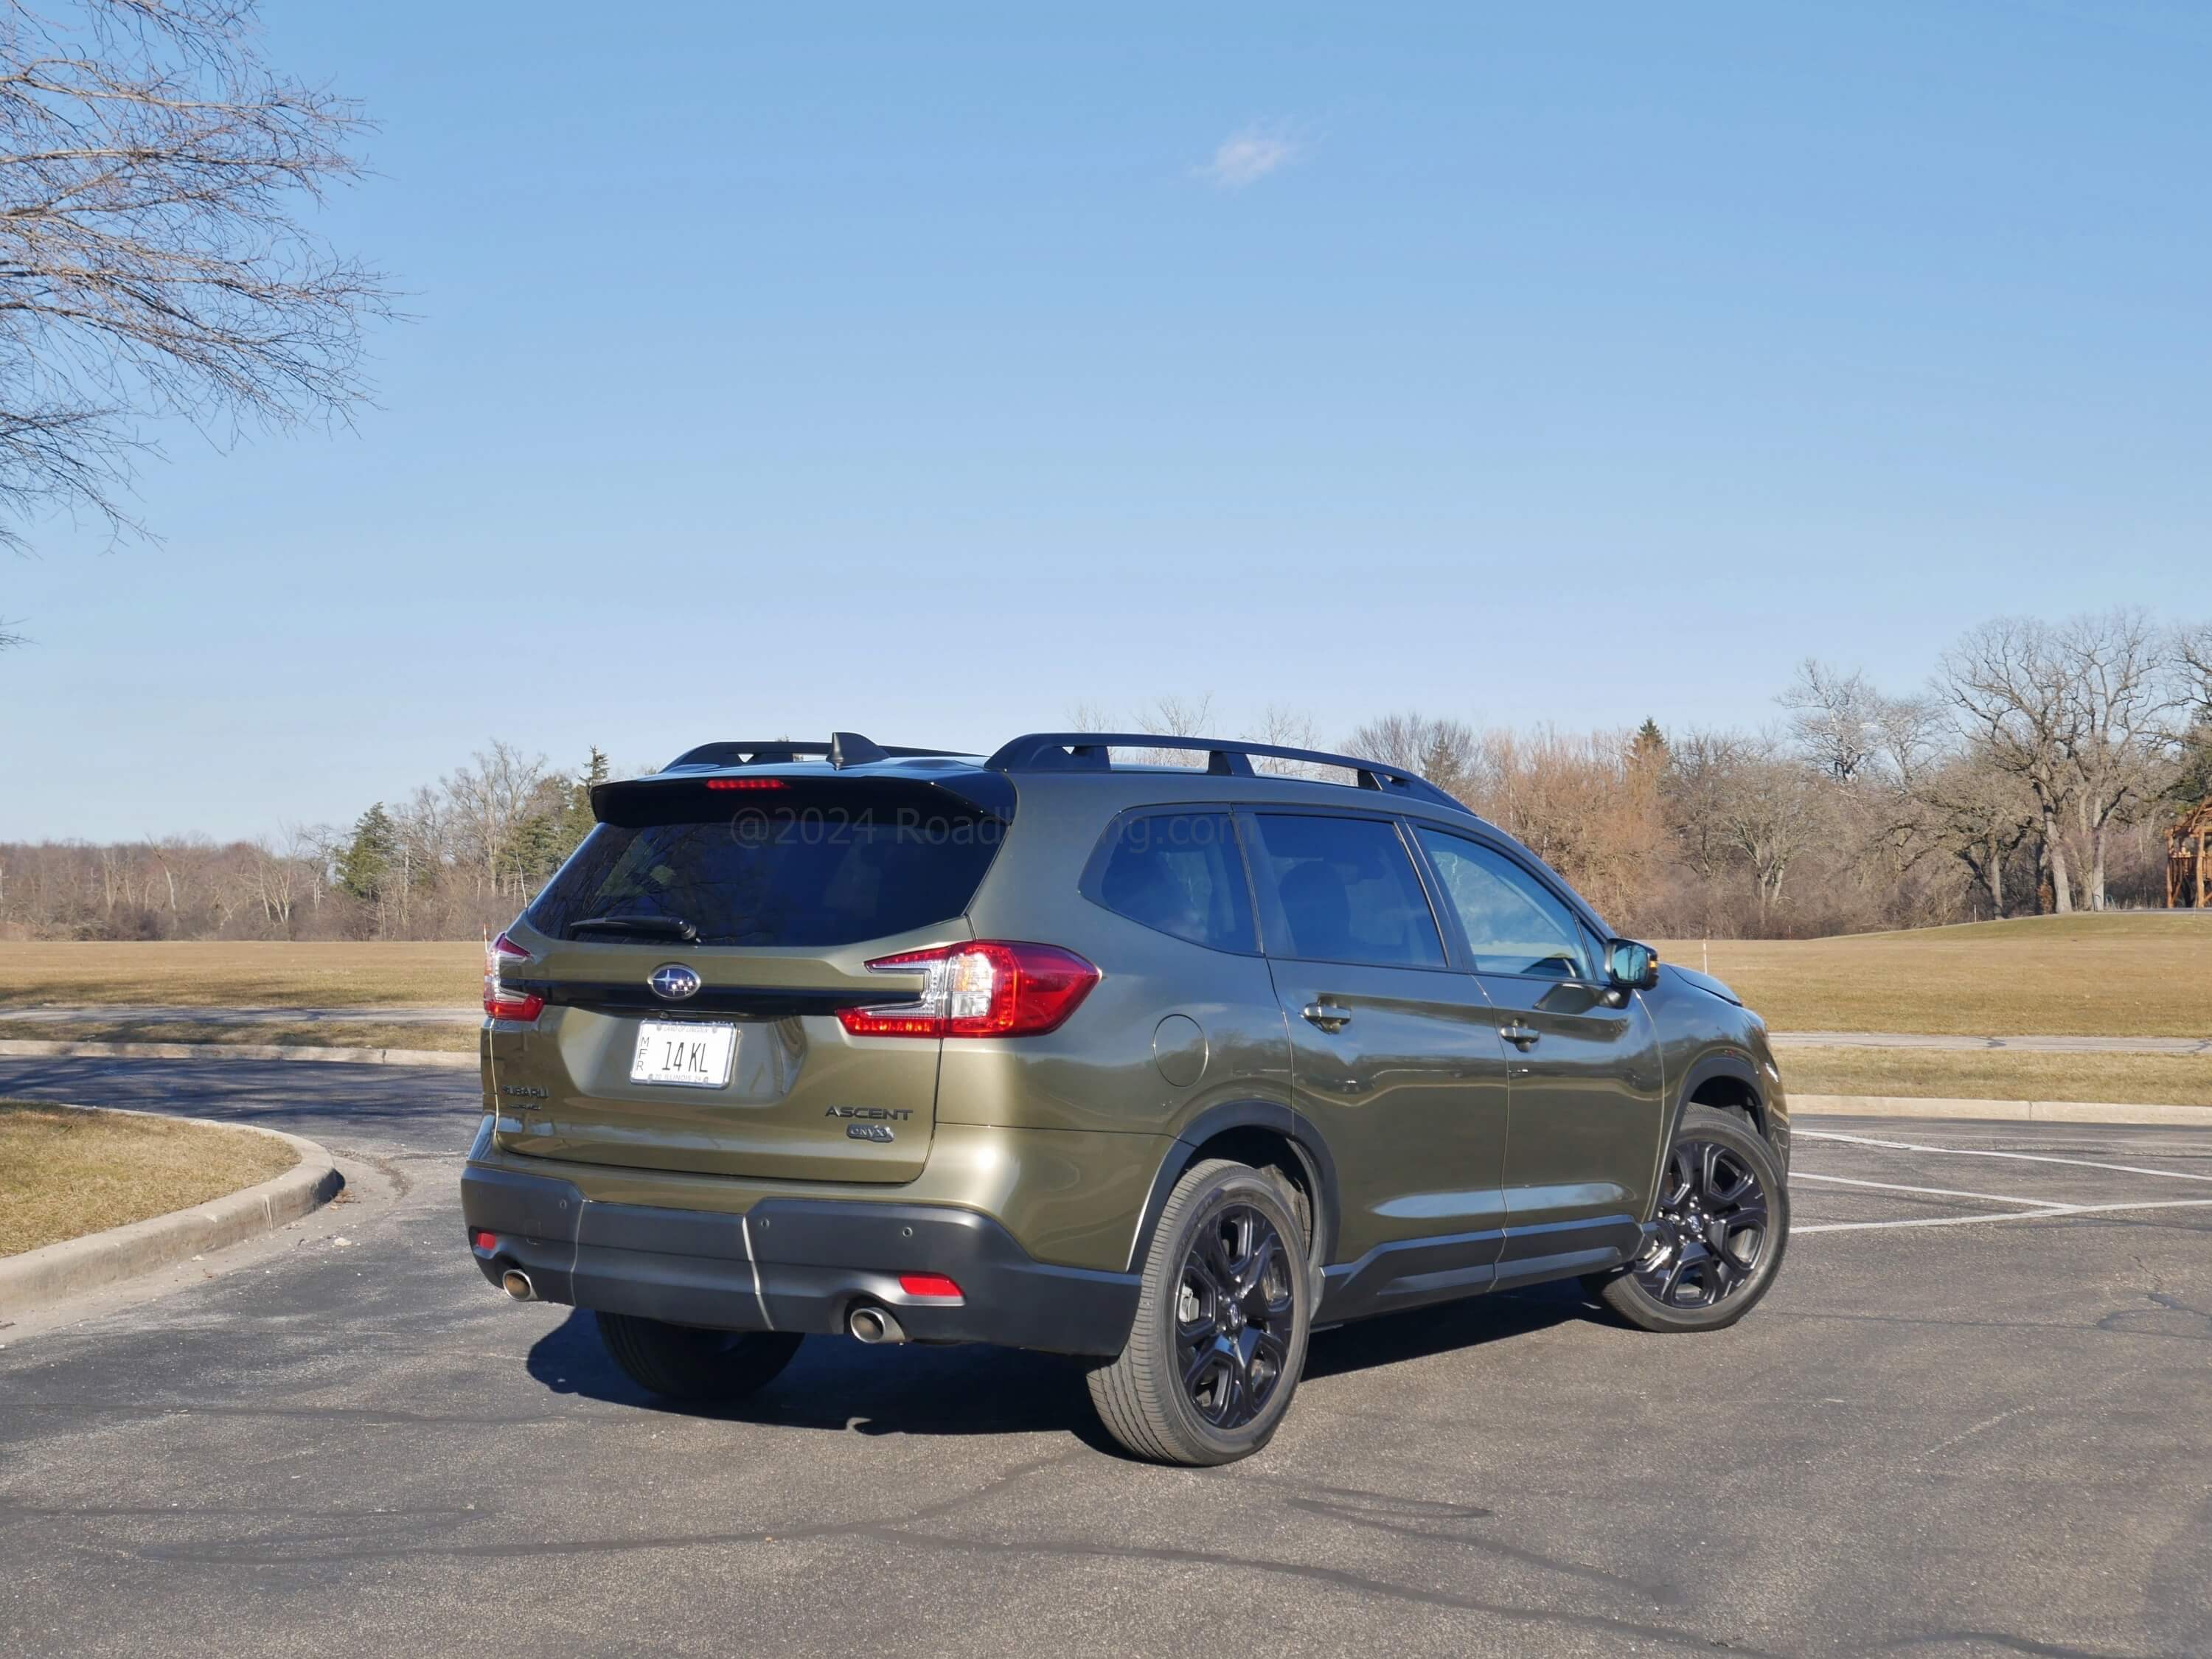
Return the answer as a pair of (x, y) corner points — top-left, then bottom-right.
(2167, 799), (2212, 909)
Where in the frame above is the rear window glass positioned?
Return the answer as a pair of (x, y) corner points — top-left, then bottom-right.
(1249, 814), (1445, 969)
(527, 795), (1002, 948)
(1089, 811), (1256, 953)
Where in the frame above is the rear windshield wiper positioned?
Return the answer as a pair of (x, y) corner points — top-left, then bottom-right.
(567, 915), (699, 943)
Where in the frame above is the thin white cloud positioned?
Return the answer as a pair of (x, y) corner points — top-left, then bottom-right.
(1195, 125), (1301, 189)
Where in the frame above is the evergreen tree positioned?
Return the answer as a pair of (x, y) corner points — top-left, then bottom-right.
(1632, 718), (1669, 768)
(555, 747), (609, 863)
(335, 804), (397, 902)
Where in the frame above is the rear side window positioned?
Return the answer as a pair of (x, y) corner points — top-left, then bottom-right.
(1248, 815), (1445, 969)
(1415, 829), (1596, 980)
(527, 792), (1002, 948)
(1088, 811), (1256, 953)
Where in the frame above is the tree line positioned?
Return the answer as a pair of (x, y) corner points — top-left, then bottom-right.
(0, 742), (609, 943)
(4, 610), (2208, 943)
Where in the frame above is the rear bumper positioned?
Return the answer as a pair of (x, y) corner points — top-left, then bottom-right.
(461, 1164), (1140, 1357)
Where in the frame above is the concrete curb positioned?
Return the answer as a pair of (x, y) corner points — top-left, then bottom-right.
(1795, 1093), (2212, 1127)
(0, 1106), (344, 1318)
(0, 1037), (474, 1069)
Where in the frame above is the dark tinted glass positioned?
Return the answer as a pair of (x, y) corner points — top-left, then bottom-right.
(1415, 830), (1596, 979)
(1250, 815), (1444, 969)
(1091, 812), (1256, 952)
(527, 805), (1001, 948)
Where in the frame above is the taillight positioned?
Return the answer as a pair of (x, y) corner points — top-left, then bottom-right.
(838, 942), (1099, 1039)
(484, 931), (544, 1023)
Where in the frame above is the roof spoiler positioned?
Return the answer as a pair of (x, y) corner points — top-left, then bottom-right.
(662, 732), (961, 771)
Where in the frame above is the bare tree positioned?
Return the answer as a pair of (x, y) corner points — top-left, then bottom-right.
(0, 0), (392, 567)
(1780, 661), (1886, 782)
(2051, 609), (2178, 909)
(1345, 711), (1480, 799)
(1940, 618), (2082, 913)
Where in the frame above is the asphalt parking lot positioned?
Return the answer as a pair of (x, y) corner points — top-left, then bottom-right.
(1, 1057), (2207, 1659)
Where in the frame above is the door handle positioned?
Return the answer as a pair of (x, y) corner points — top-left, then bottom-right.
(1301, 1002), (1352, 1033)
(1501, 1023), (1541, 1050)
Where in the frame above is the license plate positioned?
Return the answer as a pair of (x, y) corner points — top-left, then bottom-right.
(629, 1021), (737, 1088)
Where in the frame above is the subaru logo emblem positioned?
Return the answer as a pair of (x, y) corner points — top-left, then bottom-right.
(649, 964), (701, 1001)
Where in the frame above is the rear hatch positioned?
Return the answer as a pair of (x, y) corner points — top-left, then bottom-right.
(487, 768), (1009, 1183)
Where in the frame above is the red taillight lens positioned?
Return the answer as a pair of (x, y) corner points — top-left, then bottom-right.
(484, 931), (543, 1022)
(897, 1273), (964, 1301)
(471, 1230), (498, 1253)
(705, 777), (787, 790)
(837, 942), (1099, 1040)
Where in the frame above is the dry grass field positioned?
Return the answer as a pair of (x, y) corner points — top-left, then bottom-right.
(0, 1018), (476, 1052)
(0, 1100), (299, 1257)
(0, 939), (480, 1010)
(1657, 913), (2212, 1037)
(1781, 1046), (2212, 1107)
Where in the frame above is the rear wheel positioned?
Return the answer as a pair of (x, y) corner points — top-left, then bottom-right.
(596, 1312), (804, 1401)
(1087, 1159), (1312, 1466)
(1587, 1105), (1787, 1333)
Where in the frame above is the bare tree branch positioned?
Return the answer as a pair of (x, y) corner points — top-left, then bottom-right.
(0, 0), (392, 556)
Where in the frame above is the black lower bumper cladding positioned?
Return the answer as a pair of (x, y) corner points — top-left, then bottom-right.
(462, 1164), (1139, 1358)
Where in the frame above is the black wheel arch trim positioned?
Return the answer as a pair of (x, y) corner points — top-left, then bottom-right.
(1124, 1100), (1340, 1276)
(1651, 1047), (1787, 1217)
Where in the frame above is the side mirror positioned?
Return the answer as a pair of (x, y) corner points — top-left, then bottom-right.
(1604, 939), (1660, 994)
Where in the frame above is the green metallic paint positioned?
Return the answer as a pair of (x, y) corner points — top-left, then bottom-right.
(470, 759), (1790, 1326)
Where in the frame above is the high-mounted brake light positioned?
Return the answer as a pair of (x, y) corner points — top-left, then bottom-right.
(705, 777), (787, 791)
(838, 942), (1099, 1039)
(484, 931), (545, 1023)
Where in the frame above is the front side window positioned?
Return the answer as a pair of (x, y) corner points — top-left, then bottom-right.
(1248, 814), (1445, 969)
(1089, 811), (1256, 952)
(1415, 829), (1596, 980)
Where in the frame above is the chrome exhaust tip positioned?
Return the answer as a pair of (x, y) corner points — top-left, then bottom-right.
(848, 1305), (906, 1345)
(501, 1268), (538, 1302)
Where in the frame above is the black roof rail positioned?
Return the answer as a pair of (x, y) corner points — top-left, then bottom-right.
(982, 732), (1472, 813)
(664, 733), (963, 771)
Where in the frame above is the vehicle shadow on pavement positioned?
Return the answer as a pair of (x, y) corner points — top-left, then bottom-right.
(526, 1283), (1596, 1444)
(526, 1307), (1123, 1450)
(1304, 1280), (1593, 1381)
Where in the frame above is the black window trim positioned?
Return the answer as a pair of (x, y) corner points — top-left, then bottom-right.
(1234, 804), (1453, 973)
(1077, 802), (1265, 957)
(1404, 820), (1609, 989)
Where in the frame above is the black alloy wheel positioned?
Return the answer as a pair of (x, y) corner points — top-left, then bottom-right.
(1175, 1202), (1297, 1430)
(1632, 1138), (1770, 1310)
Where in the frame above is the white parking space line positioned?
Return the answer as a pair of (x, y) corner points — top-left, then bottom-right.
(1797, 1128), (2212, 1185)
(1799, 1198), (2212, 1234)
(1790, 1172), (2057, 1208)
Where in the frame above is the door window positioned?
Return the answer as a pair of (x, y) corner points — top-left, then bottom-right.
(1415, 830), (1597, 981)
(1249, 815), (1445, 968)
(1088, 811), (1257, 953)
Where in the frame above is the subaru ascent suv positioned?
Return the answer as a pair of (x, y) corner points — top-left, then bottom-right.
(462, 730), (1790, 1465)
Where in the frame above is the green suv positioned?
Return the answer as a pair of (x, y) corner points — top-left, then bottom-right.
(462, 731), (1790, 1464)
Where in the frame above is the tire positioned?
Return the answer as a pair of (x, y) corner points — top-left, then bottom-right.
(1086, 1158), (1312, 1466)
(1587, 1105), (1789, 1334)
(595, 1312), (804, 1402)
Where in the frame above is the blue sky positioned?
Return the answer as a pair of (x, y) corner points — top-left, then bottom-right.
(5, 1), (2208, 841)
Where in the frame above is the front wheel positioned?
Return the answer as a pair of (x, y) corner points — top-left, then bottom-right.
(1086, 1159), (1312, 1465)
(1587, 1105), (1787, 1333)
